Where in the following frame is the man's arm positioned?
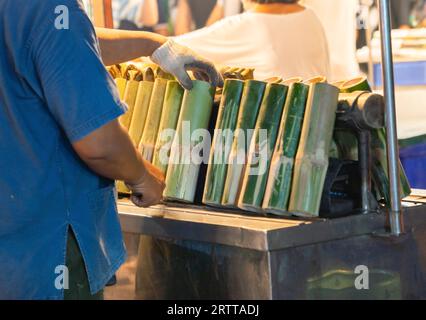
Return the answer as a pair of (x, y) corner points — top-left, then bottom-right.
(95, 27), (223, 90)
(95, 27), (166, 66)
(73, 119), (165, 207)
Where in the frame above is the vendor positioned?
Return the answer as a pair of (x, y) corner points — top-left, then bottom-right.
(0, 0), (221, 300)
(174, 0), (331, 80)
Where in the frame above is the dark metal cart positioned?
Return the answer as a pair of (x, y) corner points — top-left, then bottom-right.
(104, 192), (426, 300)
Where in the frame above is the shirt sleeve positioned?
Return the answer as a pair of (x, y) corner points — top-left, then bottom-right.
(28, 6), (126, 142)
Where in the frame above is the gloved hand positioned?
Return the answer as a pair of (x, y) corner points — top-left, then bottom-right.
(151, 39), (224, 90)
(126, 160), (166, 208)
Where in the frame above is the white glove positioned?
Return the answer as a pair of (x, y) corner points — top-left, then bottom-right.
(151, 40), (224, 90)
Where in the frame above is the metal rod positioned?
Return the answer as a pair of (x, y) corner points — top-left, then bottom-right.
(377, 0), (404, 235)
(365, 3), (375, 88)
(358, 131), (372, 214)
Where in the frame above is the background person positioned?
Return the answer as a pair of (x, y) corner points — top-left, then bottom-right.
(174, 0), (331, 80)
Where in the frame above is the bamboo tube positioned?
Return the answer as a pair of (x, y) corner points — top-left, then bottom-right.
(152, 81), (185, 174)
(288, 83), (340, 217)
(340, 76), (371, 93)
(221, 80), (267, 207)
(164, 80), (215, 203)
(238, 83), (289, 213)
(128, 80), (154, 146)
(120, 69), (143, 130)
(262, 82), (310, 215)
(203, 79), (245, 206)
(138, 78), (168, 162)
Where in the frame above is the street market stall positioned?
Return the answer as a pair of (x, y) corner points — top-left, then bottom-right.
(86, 0), (426, 299)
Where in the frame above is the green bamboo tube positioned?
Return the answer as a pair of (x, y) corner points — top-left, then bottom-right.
(203, 79), (245, 206)
(221, 80), (267, 207)
(237, 83), (289, 213)
(152, 81), (185, 174)
(288, 83), (340, 217)
(138, 78), (168, 162)
(340, 76), (371, 93)
(164, 80), (215, 203)
(128, 80), (154, 146)
(120, 69), (143, 130)
(262, 82), (310, 215)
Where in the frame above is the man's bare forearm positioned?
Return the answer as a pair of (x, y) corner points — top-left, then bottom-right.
(73, 120), (148, 185)
(95, 27), (167, 66)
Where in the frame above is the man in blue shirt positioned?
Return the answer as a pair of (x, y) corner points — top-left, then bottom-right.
(0, 0), (222, 299)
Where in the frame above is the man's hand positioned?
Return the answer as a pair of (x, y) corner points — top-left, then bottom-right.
(73, 120), (165, 209)
(126, 160), (166, 208)
(151, 40), (224, 90)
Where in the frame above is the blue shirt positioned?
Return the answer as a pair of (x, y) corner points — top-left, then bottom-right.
(0, 0), (127, 299)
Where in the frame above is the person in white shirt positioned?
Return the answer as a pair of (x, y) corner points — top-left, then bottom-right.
(174, 0), (331, 81)
(302, 0), (361, 81)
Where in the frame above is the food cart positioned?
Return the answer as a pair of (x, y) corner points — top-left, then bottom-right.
(89, 0), (426, 299)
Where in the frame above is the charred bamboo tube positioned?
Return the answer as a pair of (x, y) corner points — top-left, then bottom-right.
(138, 78), (168, 162)
(164, 80), (215, 203)
(128, 80), (154, 146)
(221, 80), (267, 207)
(262, 82), (310, 215)
(120, 69), (143, 130)
(152, 81), (185, 174)
(203, 79), (245, 206)
(238, 83), (289, 213)
(288, 83), (340, 217)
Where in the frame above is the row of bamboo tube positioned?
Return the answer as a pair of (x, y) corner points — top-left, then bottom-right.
(108, 63), (411, 217)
